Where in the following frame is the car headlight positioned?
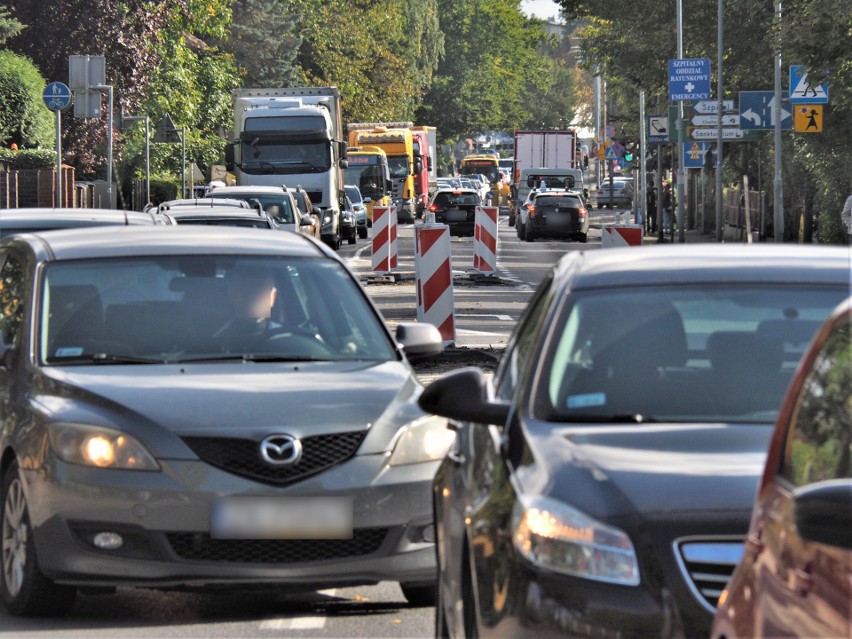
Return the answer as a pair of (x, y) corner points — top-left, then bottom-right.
(511, 495), (640, 586)
(388, 415), (455, 466)
(323, 214), (333, 224)
(342, 212), (353, 222)
(48, 423), (160, 471)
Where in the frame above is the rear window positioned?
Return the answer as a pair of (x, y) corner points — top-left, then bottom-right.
(434, 191), (480, 206)
(535, 196), (582, 208)
(526, 174), (576, 190)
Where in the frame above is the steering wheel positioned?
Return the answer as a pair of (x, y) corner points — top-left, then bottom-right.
(262, 330), (335, 359)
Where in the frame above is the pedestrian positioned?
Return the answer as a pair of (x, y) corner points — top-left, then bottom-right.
(661, 182), (673, 238)
(646, 179), (657, 234)
(841, 194), (852, 243)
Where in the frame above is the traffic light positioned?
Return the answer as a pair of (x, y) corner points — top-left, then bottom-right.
(622, 149), (634, 163)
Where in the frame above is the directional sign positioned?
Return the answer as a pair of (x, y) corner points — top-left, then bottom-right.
(668, 58), (711, 101)
(648, 115), (668, 143)
(689, 127), (747, 141)
(789, 66), (828, 104)
(42, 82), (72, 111)
(691, 114), (740, 127)
(682, 142), (716, 169)
(794, 104), (823, 132)
(739, 91), (792, 130)
(693, 100), (735, 114)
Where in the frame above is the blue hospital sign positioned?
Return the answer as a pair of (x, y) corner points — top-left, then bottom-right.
(669, 58), (711, 102)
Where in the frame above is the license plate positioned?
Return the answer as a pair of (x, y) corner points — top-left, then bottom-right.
(446, 209), (467, 222)
(211, 496), (353, 539)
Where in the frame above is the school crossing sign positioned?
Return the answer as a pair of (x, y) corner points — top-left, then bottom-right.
(668, 58), (711, 102)
(789, 66), (828, 104)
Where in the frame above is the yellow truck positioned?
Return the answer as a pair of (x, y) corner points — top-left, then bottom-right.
(347, 123), (421, 222)
(343, 145), (392, 225)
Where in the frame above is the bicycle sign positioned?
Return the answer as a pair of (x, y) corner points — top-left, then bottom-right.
(42, 82), (73, 111)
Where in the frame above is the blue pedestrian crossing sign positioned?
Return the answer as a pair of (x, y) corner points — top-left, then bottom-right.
(43, 82), (72, 111)
(789, 66), (828, 104)
(605, 147), (617, 160)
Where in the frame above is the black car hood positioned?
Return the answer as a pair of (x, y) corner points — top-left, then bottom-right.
(35, 360), (421, 457)
(519, 423), (773, 518)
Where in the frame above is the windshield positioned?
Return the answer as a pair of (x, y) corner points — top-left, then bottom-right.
(387, 155), (410, 179)
(527, 174), (576, 189)
(461, 164), (500, 184)
(344, 187), (363, 205)
(344, 165), (385, 198)
(542, 285), (848, 423)
(240, 140), (331, 175)
(209, 193), (295, 224)
(40, 256), (398, 365)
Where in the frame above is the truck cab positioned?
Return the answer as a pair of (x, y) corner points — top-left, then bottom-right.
(344, 146), (392, 225)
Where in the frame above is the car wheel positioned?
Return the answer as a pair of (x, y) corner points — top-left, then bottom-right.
(597, 202), (603, 209)
(358, 228), (368, 239)
(578, 232), (588, 243)
(508, 214), (515, 227)
(400, 582), (437, 607)
(1, 462), (76, 616)
(347, 236), (356, 245)
(517, 220), (526, 241)
(525, 219), (535, 242)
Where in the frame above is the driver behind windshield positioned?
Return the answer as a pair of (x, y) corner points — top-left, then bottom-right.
(212, 266), (280, 350)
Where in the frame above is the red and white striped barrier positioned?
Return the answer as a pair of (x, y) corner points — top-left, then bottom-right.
(473, 206), (499, 273)
(390, 204), (398, 270)
(601, 224), (644, 248)
(415, 224), (455, 345)
(371, 205), (398, 272)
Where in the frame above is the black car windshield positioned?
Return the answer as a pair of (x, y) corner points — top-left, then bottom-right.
(433, 191), (480, 207)
(541, 285), (848, 423)
(239, 140), (331, 175)
(387, 155), (410, 179)
(39, 256), (397, 365)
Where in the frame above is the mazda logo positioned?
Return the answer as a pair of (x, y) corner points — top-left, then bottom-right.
(259, 435), (302, 466)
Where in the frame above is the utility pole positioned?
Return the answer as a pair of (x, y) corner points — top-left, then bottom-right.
(773, 0), (784, 241)
(675, 0), (686, 243)
(715, 0), (724, 241)
(639, 90), (647, 228)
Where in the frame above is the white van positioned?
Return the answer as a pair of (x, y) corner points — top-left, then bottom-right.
(510, 167), (586, 226)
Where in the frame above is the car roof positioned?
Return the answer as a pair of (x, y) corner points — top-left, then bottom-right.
(2, 225), (328, 262)
(210, 186), (291, 196)
(158, 198), (251, 210)
(554, 245), (851, 290)
(0, 208), (158, 232)
(434, 189), (478, 195)
(162, 207), (266, 218)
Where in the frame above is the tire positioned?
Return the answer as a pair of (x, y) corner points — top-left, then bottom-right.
(525, 219), (535, 242)
(400, 582), (437, 607)
(516, 220), (526, 241)
(358, 227), (368, 239)
(597, 202), (603, 209)
(578, 232), (588, 243)
(347, 237), (356, 245)
(508, 214), (515, 228)
(2, 462), (76, 616)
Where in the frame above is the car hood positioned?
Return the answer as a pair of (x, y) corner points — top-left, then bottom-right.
(519, 423), (773, 518)
(35, 360), (422, 457)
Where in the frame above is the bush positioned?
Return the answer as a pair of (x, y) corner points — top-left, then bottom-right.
(0, 51), (54, 149)
(0, 147), (54, 169)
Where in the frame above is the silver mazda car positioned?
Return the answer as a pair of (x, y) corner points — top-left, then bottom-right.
(0, 226), (447, 616)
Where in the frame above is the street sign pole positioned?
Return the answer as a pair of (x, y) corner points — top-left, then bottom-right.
(145, 117), (150, 203)
(676, 0), (686, 243)
(773, 0), (783, 242)
(55, 109), (62, 207)
(715, 0), (724, 241)
(93, 83), (114, 208)
(639, 89), (647, 227)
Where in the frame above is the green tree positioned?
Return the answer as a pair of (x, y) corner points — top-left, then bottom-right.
(227, 0), (302, 88)
(0, 5), (23, 44)
(0, 50), (54, 149)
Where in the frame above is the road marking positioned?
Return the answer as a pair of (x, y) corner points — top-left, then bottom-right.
(457, 313), (513, 321)
(456, 328), (506, 336)
(260, 615), (328, 631)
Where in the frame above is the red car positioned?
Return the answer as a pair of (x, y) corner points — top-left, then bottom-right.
(711, 297), (852, 639)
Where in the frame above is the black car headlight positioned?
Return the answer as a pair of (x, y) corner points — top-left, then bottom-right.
(511, 495), (640, 585)
(48, 423), (160, 471)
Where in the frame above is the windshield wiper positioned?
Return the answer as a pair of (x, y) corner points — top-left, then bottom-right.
(172, 354), (333, 364)
(50, 353), (167, 365)
(551, 413), (659, 424)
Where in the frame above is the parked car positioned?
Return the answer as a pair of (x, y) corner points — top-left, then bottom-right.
(596, 177), (634, 209)
(0, 208), (165, 238)
(288, 187), (322, 240)
(207, 185), (318, 239)
(520, 189), (588, 243)
(427, 189), (482, 236)
(153, 198), (253, 214)
(340, 195), (357, 245)
(419, 244), (850, 639)
(159, 206), (278, 229)
(345, 184), (369, 239)
(711, 297), (852, 639)
(0, 226), (448, 616)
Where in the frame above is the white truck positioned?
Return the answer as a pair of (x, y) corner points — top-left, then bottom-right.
(226, 87), (348, 249)
(510, 130), (585, 226)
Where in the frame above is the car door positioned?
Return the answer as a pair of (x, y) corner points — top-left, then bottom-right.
(756, 314), (852, 637)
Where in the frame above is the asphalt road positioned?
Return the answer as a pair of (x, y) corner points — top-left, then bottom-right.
(0, 207), (630, 638)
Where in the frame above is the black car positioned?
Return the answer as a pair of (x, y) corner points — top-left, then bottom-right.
(340, 195), (357, 245)
(523, 190), (588, 243)
(419, 244), (850, 639)
(427, 189), (482, 236)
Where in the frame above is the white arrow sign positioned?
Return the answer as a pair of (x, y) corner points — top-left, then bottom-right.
(691, 128), (745, 140)
(768, 95), (792, 126)
(691, 114), (740, 126)
(693, 100), (736, 114)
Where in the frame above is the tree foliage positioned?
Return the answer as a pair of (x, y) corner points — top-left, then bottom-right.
(0, 5), (22, 44)
(0, 50), (54, 149)
(227, 0), (302, 88)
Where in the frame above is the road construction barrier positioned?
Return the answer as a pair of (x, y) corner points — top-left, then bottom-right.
(473, 206), (499, 273)
(371, 205), (398, 272)
(390, 204), (398, 270)
(602, 224), (644, 248)
(415, 223), (455, 345)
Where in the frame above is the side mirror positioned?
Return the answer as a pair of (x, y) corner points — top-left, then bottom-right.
(395, 322), (443, 357)
(300, 214), (314, 226)
(312, 207), (322, 216)
(224, 144), (235, 172)
(418, 368), (511, 426)
(794, 480), (852, 550)
(363, 197), (372, 204)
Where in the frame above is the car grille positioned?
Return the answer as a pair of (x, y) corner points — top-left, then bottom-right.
(182, 431), (367, 486)
(166, 528), (389, 563)
(673, 538), (744, 613)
